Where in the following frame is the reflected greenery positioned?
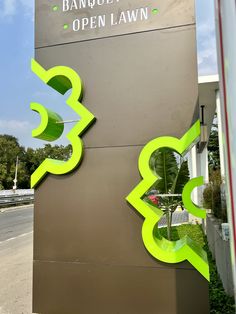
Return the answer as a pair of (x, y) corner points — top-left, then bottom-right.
(143, 147), (190, 240)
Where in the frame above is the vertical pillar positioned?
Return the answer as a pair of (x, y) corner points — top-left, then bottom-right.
(188, 144), (209, 223)
(188, 145), (200, 223)
(216, 90), (226, 182)
(215, 0), (236, 297)
(33, 0), (210, 312)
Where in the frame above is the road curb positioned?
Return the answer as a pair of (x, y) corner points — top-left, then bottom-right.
(0, 204), (34, 214)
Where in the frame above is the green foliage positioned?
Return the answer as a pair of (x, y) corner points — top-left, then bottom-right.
(0, 134), (72, 190)
(150, 148), (178, 193)
(203, 170), (227, 222)
(208, 119), (220, 171)
(0, 135), (28, 189)
(150, 148), (190, 197)
(205, 116), (227, 220)
(204, 240), (235, 314)
(159, 224), (235, 313)
(212, 185), (223, 219)
(171, 160), (189, 194)
(203, 185), (213, 209)
(148, 148), (190, 240)
(25, 144), (72, 174)
(158, 224), (205, 247)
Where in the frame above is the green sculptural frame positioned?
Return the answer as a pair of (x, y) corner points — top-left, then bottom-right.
(31, 59), (96, 188)
(126, 120), (209, 281)
(31, 102), (64, 142)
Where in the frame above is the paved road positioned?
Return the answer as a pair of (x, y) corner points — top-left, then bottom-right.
(0, 206), (33, 314)
(0, 206), (33, 243)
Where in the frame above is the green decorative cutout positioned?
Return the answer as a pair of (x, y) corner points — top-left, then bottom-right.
(31, 59), (96, 188)
(31, 102), (64, 141)
(126, 120), (209, 281)
(182, 176), (206, 219)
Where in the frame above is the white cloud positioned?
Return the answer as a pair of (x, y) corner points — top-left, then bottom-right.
(198, 40), (218, 75)
(1, 0), (16, 17)
(0, 0), (33, 18)
(197, 22), (215, 35)
(20, 0), (33, 10)
(197, 21), (218, 76)
(19, 0), (34, 18)
(0, 119), (31, 130)
(0, 120), (34, 148)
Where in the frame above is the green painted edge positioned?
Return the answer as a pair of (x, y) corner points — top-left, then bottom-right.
(31, 102), (64, 142)
(30, 59), (96, 188)
(126, 120), (209, 281)
(182, 176), (206, 219)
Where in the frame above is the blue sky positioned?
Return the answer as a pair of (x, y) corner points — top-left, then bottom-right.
(0, 0), (218, 148)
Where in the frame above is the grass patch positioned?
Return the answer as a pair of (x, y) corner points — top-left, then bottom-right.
(158, 223), (205, 245)
(157, 224), (235, 314)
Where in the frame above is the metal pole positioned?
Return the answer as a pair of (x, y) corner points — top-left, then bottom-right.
(56, 119), (81, 124)
(13, 156), (19, 191)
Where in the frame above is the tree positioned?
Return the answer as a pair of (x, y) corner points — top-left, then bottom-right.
(203, 169), (227, 222)
(0, 134), (72, 190)
(208, 116), (220, 171)
(0, 135), (28, 189)
(204, 116), (227, 221)
(25, 144), (72, 175)
(146, 148), (190, 240)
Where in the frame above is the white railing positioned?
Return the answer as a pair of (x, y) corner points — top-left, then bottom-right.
(0, 190), (34, 207)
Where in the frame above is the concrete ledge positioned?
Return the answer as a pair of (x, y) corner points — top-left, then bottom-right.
(0, 204), (34, 214)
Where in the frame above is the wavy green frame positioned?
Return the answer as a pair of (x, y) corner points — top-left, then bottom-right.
(126, 120), (209, 280)
(31, 59), (96, 188)
(31, 102), (64, 141)
(182, 176), (206, 219)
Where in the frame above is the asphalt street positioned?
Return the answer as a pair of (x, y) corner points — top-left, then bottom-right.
(0, 205), (33, 314)
(0, 206), (33, 243)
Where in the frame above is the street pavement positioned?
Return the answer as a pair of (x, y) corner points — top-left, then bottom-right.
(0, 206), (33, 314)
